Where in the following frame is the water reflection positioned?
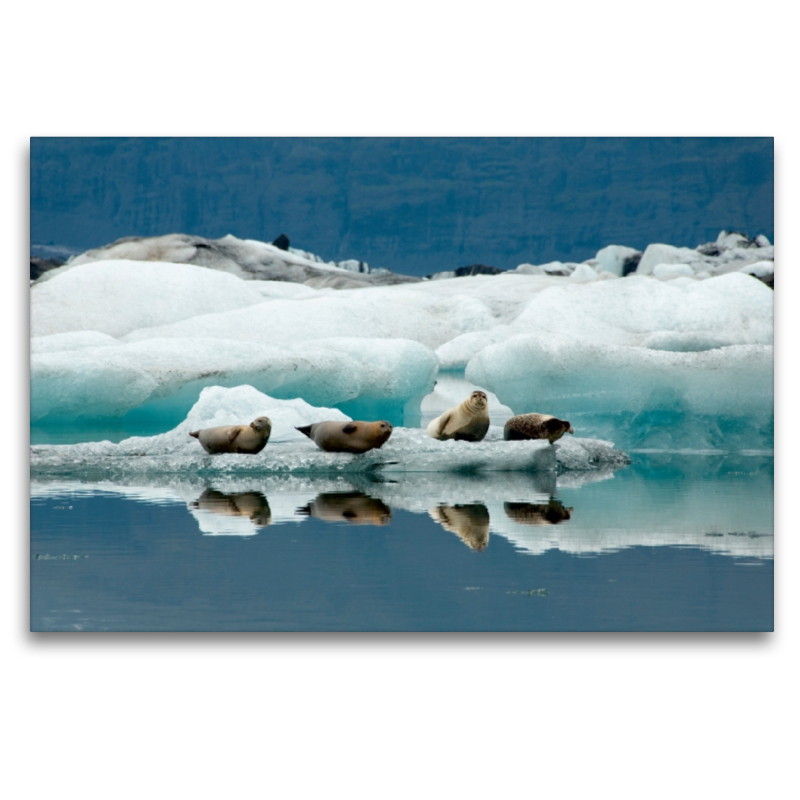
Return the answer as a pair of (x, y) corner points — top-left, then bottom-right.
(191, 489), (272, 527)
(429, 504), (490, 551)
(29, 452), (774, 560)
(299, 492), (392, 526)
(504, 499), (573, 525)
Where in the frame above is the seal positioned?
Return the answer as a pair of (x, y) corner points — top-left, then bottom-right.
(295, 420), (393, 454)
(426, 390), (489, 442)
(299, 492), (392, 526)
(429, 504), (490, 551)
(189, 416), (272, 454)
(503, 413), (573, 444)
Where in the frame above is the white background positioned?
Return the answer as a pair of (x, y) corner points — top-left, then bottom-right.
(5, 2), (796, 797)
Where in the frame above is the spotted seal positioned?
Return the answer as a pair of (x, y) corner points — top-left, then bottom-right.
(503, 413), (573, 444)
(295, 420), (393, 454)
(189, 416), (272, 454)
(426, 390), (489, 442)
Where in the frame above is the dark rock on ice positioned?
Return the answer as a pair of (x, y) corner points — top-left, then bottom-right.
(41, 233), (421, 290)
(30, 257), (63, 280)
(272, 233), (290, 250)
(454, 264), (505, 277)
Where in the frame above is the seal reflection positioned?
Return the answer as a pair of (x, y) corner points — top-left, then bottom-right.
(298, 492), (392, 526)
(191, 488), (272, 527)
(504, 498), (573, 525)
(429, 503), (490, 551)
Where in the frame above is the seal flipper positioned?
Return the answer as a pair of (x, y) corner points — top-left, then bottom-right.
(436, 412), (452, 437)
(189, 431), (200, 439)
(227, 427), (241, 444)
(342, 423), (358, 434)
(296, 425), (313, 439)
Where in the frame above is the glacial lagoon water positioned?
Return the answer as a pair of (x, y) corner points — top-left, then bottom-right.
(30, 452), (773, 632)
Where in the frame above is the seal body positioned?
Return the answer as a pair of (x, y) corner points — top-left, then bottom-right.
(426, 391), (489, 442)
(300, 492), (392, 525)
(189, 416), (272, 454)
(295, 420), (393, 454)
(503, 413), (573, 444)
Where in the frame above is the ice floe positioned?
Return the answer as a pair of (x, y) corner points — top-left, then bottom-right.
(30, 386), (629, 478)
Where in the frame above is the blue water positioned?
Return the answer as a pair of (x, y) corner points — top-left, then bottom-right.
(30, 455), (773, 632)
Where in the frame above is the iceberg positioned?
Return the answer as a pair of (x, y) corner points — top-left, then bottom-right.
(467, 337), (773, 449)
(31, 335), (438, 426)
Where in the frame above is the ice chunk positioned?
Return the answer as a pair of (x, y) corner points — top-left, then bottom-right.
(636, 243), (703, 275)
(569, 264), (598, 282)
(467, 336), (773, 449)
(31, 331), (121, 354)
(652, 263), (695, 278)
(739, 260), (774, 278)
(31, 337), (437, 423)
(31, 260), (267, 338)
(121, 287), (495, 351)
(507, 272), (773, 350)
(594, 245), (642, 277)
(434, 326), (515, 371)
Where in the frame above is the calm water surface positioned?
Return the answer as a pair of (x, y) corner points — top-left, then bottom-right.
(30, 454), (773, 632)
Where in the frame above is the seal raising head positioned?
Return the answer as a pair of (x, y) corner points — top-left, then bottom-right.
(426, 390), (490, 442)
(189, 416), (272, 454)
(295, 420), (393, 454)
(503, 413), (573, 444)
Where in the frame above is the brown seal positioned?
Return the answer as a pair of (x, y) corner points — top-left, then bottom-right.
(503, 413), (573, 444)
(295, 420), (393, 454)
(299, 492), (392, 525)
(189, 416), (272, 454)
(426, 390), (490, 442)
(429, 504), (490, 551)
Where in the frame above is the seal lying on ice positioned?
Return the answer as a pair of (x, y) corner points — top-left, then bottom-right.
(426, 390), (490, 442)
(189, 416), (272, 454)
(295, 420), (393, 454)
(503, 413), (573, 444)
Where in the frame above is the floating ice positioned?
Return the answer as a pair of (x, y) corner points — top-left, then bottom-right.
(31, 260), (267, 338)
(467, 336), (773, 449)
(31, 335), (437, 423)
(652, 263), (695, 279)
(594, 245), (642, 277)
(30, 385), (629, 478)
